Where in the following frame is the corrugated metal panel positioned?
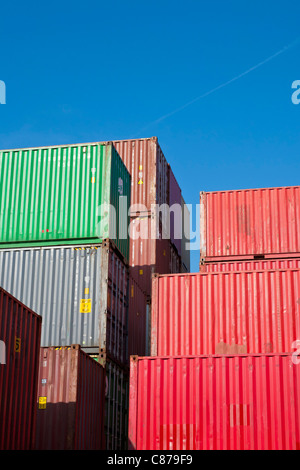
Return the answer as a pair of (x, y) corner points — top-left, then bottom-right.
(151, 269), (300, 356)
(105, 358), (129, 450)
(129, 354), (300, 450)
(200, 186), (300, 261)
(128, 275), (149, 357)
(181, 196), (190, 272)
(129, 213), (172, 297)
(168, 165), (182, 255)
(111, 137), (169, 212)
(0, 287), (42, 450)
(200, 258), (300, 272)
(0, 242), (128, 365)
(35, 345), (106, 450)
(0, 142), (131, 262)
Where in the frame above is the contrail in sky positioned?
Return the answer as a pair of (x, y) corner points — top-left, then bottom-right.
(137, 37), (300, 135)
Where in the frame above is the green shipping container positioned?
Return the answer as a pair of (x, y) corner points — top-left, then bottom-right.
(0, 142), (131, 262)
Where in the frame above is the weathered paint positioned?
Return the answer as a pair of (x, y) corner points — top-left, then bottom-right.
(35, 345), (106, 450)
(129, 354), (300, 450)
(200, 186), (300, 261)
(0, 287), (42, 450)
(0, 242), (128, 365)
(0, 142), (131, 262)
(200, 258), (300, 272)
(151, 269), (300, 356)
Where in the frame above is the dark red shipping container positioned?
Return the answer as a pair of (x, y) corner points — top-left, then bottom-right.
(128, 275), (150, 357)
(151, 269), (300, 356)
(35, 345), (106, 450)
(129, 354), (300, 450)
(168, 165), (182, 256)
(129, 214), (171, 296)
(111, 137), (169, 212)
(0, 287), (42, 450)
(200, 258), (300, 272)
(200, 185), (300, 262)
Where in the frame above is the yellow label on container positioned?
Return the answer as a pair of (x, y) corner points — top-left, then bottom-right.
(91, 177), (96, 183)
(131, 285), (134, 297)
(80, 299), (92, 313)
(139, 269), (143, 275)
(15, 337), (21, 353)
(84, 287), (89, 295)
(39, 397), (47, 409)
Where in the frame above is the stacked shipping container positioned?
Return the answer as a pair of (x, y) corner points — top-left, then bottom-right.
(111, 137), (190, 298)
(129, 185), (300, 450)
(0, 141), (132, 450)
(0, 137), (189, 450)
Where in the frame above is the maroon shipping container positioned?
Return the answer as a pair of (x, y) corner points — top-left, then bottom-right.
(0, 287), (42, 450)
(35, 345), (106, 450)
(200, 258), (300, 272)
(151, 269), (300, 356)
(200, 186), (300, 262)
(129, 214), (172, 296)
(170, 243), (181, 274)
(168, 165), (182, 256)
(111, 137), (169, 212)
(129, 354), (300, 450)
(128, 275), (150, 357)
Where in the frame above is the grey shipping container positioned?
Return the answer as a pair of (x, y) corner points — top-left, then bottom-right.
(0, 241), (128, 365)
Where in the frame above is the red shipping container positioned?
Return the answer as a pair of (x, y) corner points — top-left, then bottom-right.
(128, 354), (300, 450)
(35, 345), (106, 450)
(151, 269), (300, 356)
(200, 258), (300, 272)
(200, 186), (300, 262)
(0, 287), (42, 450)
(128, 275), (150, 357)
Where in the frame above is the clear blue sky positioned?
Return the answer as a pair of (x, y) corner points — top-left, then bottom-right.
(1, 0), (300, 272)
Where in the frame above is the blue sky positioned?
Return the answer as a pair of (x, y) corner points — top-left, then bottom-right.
(1, 0), (300, 272)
